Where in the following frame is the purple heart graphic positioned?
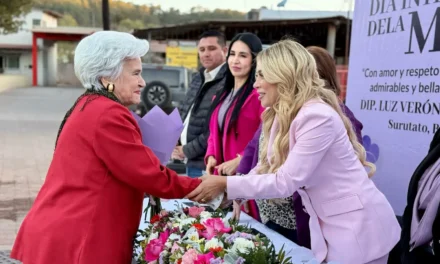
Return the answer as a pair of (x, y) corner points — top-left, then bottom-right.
(362, 135), (380, 163)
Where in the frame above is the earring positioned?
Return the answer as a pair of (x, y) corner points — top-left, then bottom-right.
(107, 83), (115, 93)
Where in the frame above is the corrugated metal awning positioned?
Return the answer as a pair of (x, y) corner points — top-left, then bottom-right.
(32, 26), (102, 35)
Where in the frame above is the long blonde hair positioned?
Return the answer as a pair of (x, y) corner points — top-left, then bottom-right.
(257, 39), (375, 180)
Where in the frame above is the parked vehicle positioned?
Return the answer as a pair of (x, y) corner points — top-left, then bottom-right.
(130, 64), (196, 116)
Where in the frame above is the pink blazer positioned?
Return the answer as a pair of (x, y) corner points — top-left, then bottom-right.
(205, 89), (264, 171)
(227, 100), (401, 263)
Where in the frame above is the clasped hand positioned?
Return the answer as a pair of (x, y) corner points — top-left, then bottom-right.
(186, 174), (245, 221)
(206, 156), (241, 176)
(186, 174), (226, 204)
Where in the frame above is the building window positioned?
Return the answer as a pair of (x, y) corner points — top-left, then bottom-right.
(33, 19), (41, 26)
(6, 55), (20, 69)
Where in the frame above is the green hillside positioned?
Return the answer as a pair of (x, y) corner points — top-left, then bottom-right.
(34, 0), (246, 31)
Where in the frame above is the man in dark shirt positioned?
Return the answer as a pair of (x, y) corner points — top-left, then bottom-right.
(172, 30), (228, 178)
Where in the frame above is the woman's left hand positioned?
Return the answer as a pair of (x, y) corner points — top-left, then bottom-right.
(186, 174), (227, 203)
(216, 156), (241, 176)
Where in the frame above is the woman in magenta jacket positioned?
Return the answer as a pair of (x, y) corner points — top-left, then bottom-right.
(204, 33), (264, 220)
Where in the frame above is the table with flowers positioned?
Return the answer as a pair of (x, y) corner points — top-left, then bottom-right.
(134, 198), (339, 264)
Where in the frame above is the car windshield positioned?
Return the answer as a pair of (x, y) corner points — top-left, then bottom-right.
(141, 68), (180, 88)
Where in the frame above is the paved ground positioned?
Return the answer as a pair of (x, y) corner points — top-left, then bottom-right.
(0, 87), (83, 258)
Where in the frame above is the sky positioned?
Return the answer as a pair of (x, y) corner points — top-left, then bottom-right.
(127, 0), (354, 13)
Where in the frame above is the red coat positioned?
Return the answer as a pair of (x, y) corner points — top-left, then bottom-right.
(11, 96), (201, 264)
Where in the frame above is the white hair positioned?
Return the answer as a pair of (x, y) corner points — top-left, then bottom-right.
(74, 31), (149, 90)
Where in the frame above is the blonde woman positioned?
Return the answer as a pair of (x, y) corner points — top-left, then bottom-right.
(188, 39), (401, 264)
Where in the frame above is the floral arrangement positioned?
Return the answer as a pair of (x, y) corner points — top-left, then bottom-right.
(134, 204), (292, 264)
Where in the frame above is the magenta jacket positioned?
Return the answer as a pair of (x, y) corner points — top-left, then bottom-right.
(205, 89), (264, 173)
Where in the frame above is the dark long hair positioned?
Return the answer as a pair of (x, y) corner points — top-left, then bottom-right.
(306, 46), (341, 96)
(207, 33), (263, 132)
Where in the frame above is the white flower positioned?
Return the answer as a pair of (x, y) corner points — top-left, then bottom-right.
(199, 211), (213, 220)
(181, 227), (204, 251)
(165, 241), (172, 248)
(169, 233), (181, 241)
(182, 227), (200, 242)
(205, 238), (224, 250)
(177, 217), (197, 230)
(222, 218), (231, 228)
(147, 232), (158, 243)
(230, 237), (255, 254)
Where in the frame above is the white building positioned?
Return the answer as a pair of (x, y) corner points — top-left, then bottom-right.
(0, 9), (61, 89)
(0, 9), (101, 90)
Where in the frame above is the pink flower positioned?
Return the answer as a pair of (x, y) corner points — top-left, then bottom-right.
(145, 239), (164, 262)
(188, 206), (205, 218)
(160, 210), (169, 217)
(202, 218), (232, 240)
(159, 230), (170, 243)
(145, 230), (169, 261)
(171, 242), (182, 253)
(194, 252), (215, 264)
(182, 249), (198, 264)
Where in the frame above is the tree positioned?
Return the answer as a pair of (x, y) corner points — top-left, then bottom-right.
(58, 13), (78, 26)
(0, 0), (33, 34)
(117, 18), (145, 32)
(33, 0), (246, 30)
(58, 14), (78, 63)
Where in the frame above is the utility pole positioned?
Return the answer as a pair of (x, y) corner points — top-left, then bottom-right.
(102, 0), (110, 30)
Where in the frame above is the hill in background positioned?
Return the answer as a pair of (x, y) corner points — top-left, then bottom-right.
(35, 0), (245, 31)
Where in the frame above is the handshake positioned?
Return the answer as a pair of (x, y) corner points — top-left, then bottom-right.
(185, 174), (248, 220)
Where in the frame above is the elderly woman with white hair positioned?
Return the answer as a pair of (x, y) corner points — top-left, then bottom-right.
(10, 31), (201, 264)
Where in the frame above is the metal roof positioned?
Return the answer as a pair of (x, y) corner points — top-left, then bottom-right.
(42, 10), (64, 19)
(259, 9), (353, 20)
(32, 26), (102, 35)
(134, 16), (347, 34)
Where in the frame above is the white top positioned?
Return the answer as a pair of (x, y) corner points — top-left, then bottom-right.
(203, 63), (224, 83)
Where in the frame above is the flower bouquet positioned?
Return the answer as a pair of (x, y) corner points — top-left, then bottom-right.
(134, 204), (292, 264)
